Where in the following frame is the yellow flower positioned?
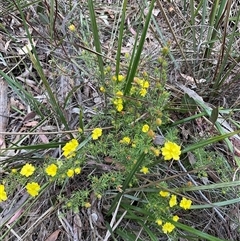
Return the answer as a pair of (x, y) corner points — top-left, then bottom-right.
(84, 202), (91, 208)
(161, 141), (181, 161)
(135, 78), (143, 86)
(67, 202), (72, 207)
(140, 166), (149, 174)
(162, 222), (175, 234)
(116, 103), (123, 112)
(116, 91), (123, 97)
(112, 75), (117, 81)
(20, 163), (35, 177)
(104, 66), (111, 73)
(156, 219), (163, 226)
(0, 184), (7, 202)
(113, 97), (124, 112)
(120, 136), (131, 144)
(100, 86), (105, 92)
(11, 169), (17, 173)
(68, 24), (76, 32)
(172, 215), (179, 222)
(92, 128), (102, 140)
(159, 190), (169, 197)
(26, 182), (40, 197)
(140, 88), (147, 97)
(180, 197), (192, 210)
(113, 98), (123, 105)
(125, 52), (130, 58)
(96, 194), (102, 199)
(169, 194), (177, 207)
(142, 124), (149, 133)
(67, 169), (74, 178)
(117, 75), (125, 81)
(45, 164), (58, 177)
(62, 139), (79, 158)
(143, 81), (149, 88)
(74, 167), (81, 174)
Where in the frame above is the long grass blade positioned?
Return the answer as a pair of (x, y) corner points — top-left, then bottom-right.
(87, 0), (104, 80)
(124, 0), (156, 95)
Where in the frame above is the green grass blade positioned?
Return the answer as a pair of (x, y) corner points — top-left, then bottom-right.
(124, 0), (156, 95)
(0, 69), (45, 118)
(179, 180), (240, 192)
(14, 0), (72, 134)
(138, 221), (158, 241)
(182, 129), (240, 154)
(190, 0), (196, 54)
(105, 222), (118, 241)
(115, 229), (137, 241)
(107, 153), (146, 215)
(173, 221), (229, 241)
(191, 197), (240, 209)
(87, 0), (104, 80)
(115, 0), (127, 77)
(213, 6), (240, 88)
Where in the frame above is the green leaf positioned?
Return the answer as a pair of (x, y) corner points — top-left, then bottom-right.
(182, 129), (240, 154)
(173, 221), (229, 241)
(209, 106), (219, 125)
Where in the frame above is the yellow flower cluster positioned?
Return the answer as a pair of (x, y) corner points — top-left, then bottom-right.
(156, 215), (180, 234)
(132, 78), (150, 97)
(45, 162), (81, 179)
(112, 75), (125, 82)
(2, 137), (84, 201)
(157, 191), (192, 233)
(113, 91), (124, 112)
(62, 139), (79, 158)
(159, 190), (192, 210)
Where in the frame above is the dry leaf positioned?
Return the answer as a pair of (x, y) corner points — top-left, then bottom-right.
(23, 111), (36, 123)
(187, 152), (196, 165)
(44, 230), (61, 241)
(39, 134), (49, 143)
(7, 209), (23, 225)
(23, 121), (38, 127)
